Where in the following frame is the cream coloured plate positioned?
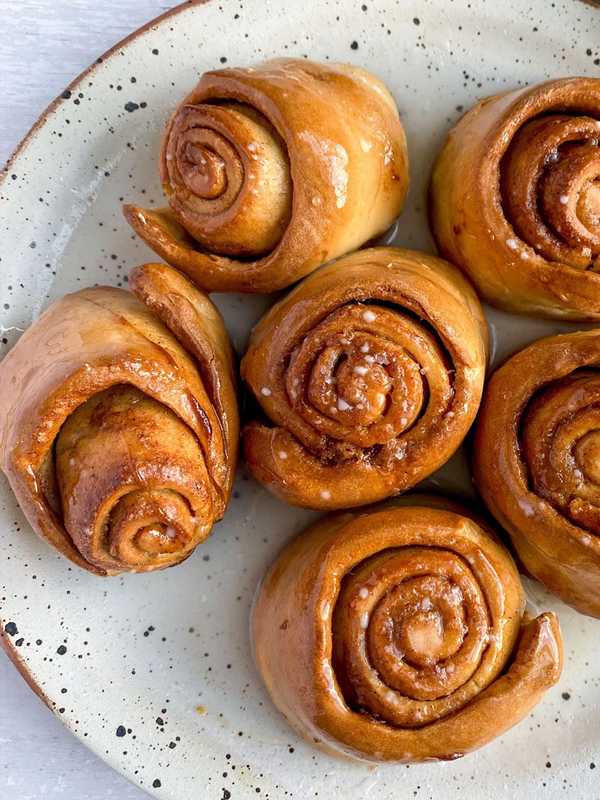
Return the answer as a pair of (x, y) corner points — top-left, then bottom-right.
(1, 0), (599, 798)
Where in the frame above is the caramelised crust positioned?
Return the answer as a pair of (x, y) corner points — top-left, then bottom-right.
(474, 329), (600, 617)
(430, 77), (600, 320)
(0, 263), (238, 575)
(241, 247), (488, 510)
(253, 498), (563, 763)
(124, 58), (409, 293)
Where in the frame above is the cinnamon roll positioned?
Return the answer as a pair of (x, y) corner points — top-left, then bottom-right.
(253, 498), (563, 763)
(0, 263), (238, 575)
(430, 77), (600, 320)
(124, 58), (409, 293)
(241, 247), (488, 509)
(474, 329), (600, 617)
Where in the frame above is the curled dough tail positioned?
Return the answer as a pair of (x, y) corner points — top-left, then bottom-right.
(0, 263), (238, 575)
(124, 58), (409, 293)
(253, 499), (563, 763)
(242, 247), (488, 509)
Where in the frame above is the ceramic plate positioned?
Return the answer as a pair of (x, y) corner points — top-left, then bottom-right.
(1, 0), (599, 798)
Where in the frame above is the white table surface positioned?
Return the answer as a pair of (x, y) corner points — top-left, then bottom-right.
(0, 6), (182, 797)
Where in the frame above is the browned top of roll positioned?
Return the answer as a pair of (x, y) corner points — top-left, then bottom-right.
(430, 77), (600, 321)
(0, 263), (238, 574)
(124, 58), (409, 293)
(474, 329), (600, 617)
(253, 497), (563, 763)
(241, 247), (488, 509)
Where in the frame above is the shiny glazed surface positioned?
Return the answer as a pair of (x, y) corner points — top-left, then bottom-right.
(124, 58), (409, 293)
(253, 498), (563, 763)
(241, 246), (488, 509)
(1, 1), (598, 797)
(430, 77), (600, 320)
(474, 329), (600, 617)
(0, 263), (238, 574)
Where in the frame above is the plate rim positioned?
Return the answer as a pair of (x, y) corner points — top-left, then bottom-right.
(0, 0), (598, 797)
(0, 0), (214, 747)
(0, 0), (211, 187)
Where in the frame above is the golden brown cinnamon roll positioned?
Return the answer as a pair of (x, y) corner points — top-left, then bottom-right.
(124, 58), (409, 293)
(430, 77), (600, 321)
(474, 329), (600, 617)
(241, 247), (488, 509)
(0, 263), (238, 575)
(253, 499), (563, 763)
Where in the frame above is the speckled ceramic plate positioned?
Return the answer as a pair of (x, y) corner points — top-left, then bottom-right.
(1, 0), (599, 798)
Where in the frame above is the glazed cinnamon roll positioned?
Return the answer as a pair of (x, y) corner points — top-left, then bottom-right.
(241, 247), (488, 509)
(253, 499), (563, 763)
(0, 263), (238, 575)
(124, 58), (409, 293)
(430, 77), (600, 320)
(474, 329), (600, 617)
